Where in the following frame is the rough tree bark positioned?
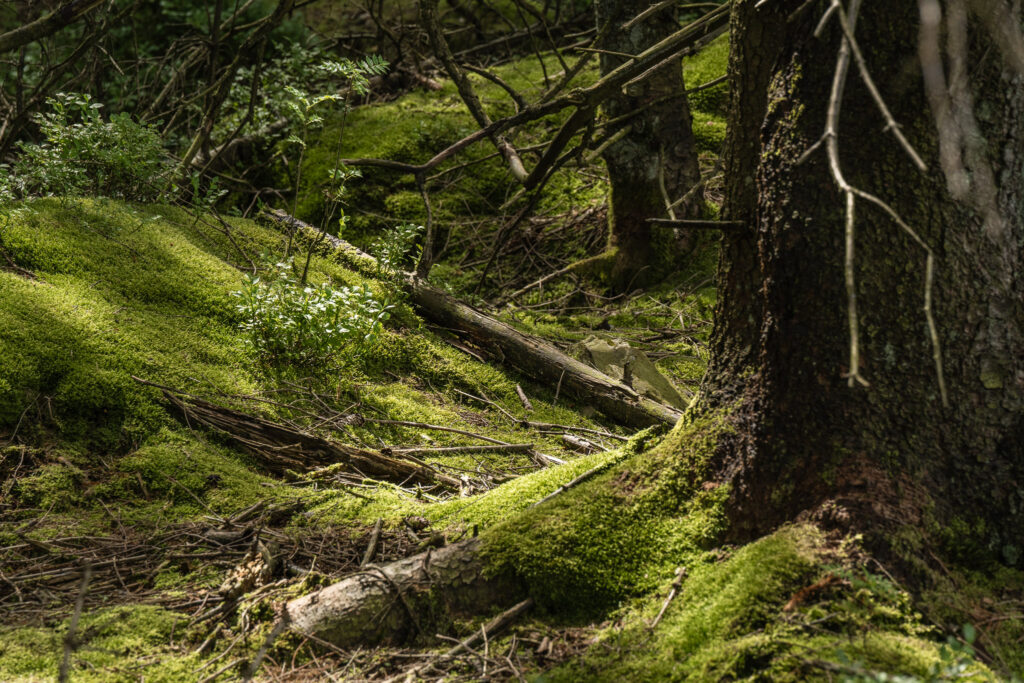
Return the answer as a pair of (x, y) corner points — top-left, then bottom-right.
(595, 0), (703, 290)
(705, 0), (1024, 566)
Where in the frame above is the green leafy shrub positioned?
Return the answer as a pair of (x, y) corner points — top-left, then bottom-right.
(13, 93), (167, 201)
(371, 222), (423, 277)
(233, 257), (392, 364)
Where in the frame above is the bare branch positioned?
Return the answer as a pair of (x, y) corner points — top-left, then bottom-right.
(818, 0), (947, 404)
(829, 0), (927, 171)
(0, 0), (105, 54)
(420, 0), (529, 183)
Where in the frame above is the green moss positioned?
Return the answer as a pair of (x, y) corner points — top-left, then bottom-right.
(481, 410), (733, 616)
(0, 198), (268, 449)
(683, 33), (730, 118)
(108, 428), (301, 517)
(0, 605), (197, 682)
(692, 110), (728, 154)
(541, 525), (996, 682)
(13, 462), (85, 511)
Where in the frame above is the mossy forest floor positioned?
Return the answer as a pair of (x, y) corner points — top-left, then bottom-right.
(2, 37), (1023, 683)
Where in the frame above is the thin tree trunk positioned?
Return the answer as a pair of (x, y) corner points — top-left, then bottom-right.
(595, 0), (703, 290)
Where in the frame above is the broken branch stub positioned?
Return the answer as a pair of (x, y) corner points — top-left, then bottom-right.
(285, 538), (521, 647)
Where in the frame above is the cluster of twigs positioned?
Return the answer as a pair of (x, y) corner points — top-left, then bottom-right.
(0, 493), (415, 625)
(213, 377), (629, 480)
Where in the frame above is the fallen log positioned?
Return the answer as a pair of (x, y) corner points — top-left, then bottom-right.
(285, 538), (521, 647)
(132, 377), (461, 491)
(262, 210), (683, 429)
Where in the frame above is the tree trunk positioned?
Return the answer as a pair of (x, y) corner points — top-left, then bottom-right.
(594, 0), (703, 290)
(706, 0), (1024, 568)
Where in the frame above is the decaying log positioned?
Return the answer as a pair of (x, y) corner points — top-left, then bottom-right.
(262, 210), (683, 429)
(407, 283), (683, 427)
(285, 538), (521, 647)
(133, 377), (460, 490)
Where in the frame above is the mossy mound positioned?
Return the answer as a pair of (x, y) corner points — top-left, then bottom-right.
(0, 199), (262, 449)
(538, 524), (1000, 682)
(482, 409), (732, 615)
(478, 405), (1018, 681)
(0, 196), (631, 545)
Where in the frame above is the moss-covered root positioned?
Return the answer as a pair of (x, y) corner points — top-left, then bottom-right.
(285, 538), (522, 647)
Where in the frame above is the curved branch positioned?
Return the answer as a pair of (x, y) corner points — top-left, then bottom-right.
(0, 0), (105, 54)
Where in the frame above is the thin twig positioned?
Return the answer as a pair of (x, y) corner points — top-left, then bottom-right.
(59, 562), (93, 683)
(360, 518), (383, 568)
(649, 566), (687, 630)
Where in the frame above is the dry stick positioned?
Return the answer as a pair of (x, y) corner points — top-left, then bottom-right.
(365, 418), (511, 445)
(624, 1), (723, 30)
(392, 443), (534, 456)
(58, 561), (93, 683)
(498, 253), (594, 303)
(562, 434), (603, 453)
(538, 16), (614, 104)
(515, 384), (534, 412)
(198, 657), (244, 683)
(831, 0), (926, 171)
(822, 0), (868, 389)
(415, 173), (436, 277)
(462, 62), (527, 111)
(360, 518), (383, 568)
(452, 388), (628, 441)
(420, 0), (528, 183)
(583, 124), (631, 163)
(533, 460), (615, 507)
(242, 607), (291, 681)
(193, 623), (224, 656)
(849, 188), (947, 406)
(649, 566), (687, 630)
(388, 598), (535, 682)
(688, 73), (728, 94)
(622, 24), (728, 93)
